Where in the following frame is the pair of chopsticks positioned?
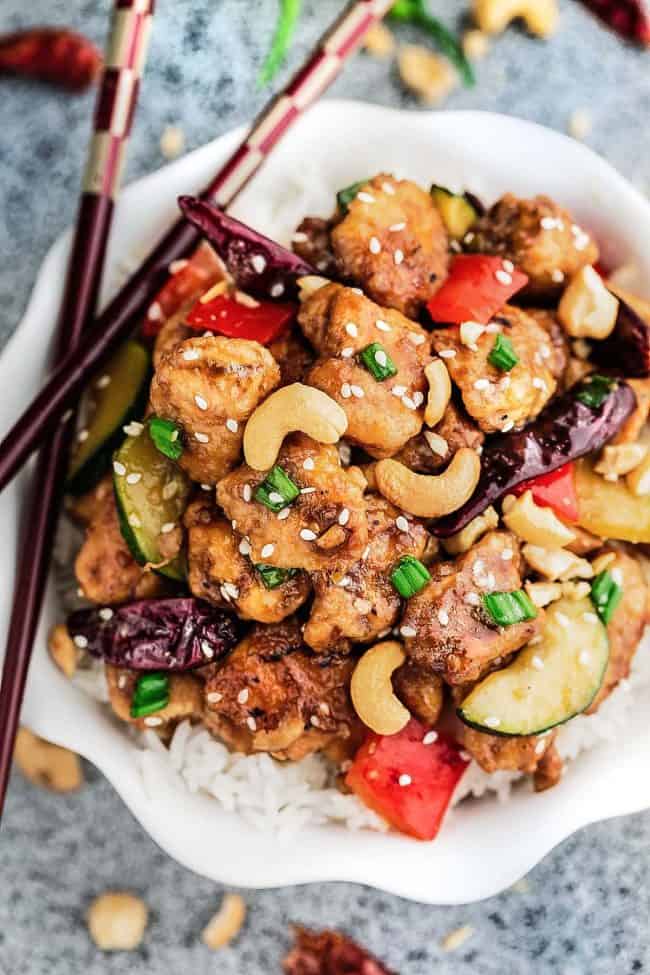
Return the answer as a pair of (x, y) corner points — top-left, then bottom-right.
(0, 0), (395, 818)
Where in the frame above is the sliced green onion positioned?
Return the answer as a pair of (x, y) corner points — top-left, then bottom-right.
(258, 0), (303, 86)
(575, 374), (617, 409)
(488, 334), (519, 372)
(130, 672), (170, 719)
(388, 0), (474, 87)
(254, 465), (300, 512)
(590, 570), (623, 625)
(358, 343), (398, 382)
(149, 416), (183, 461)
(255, 564), (298, 590)
(483, 590), (538, 627)
(390, 555), (431, 598)
(336, 180), (370, 214)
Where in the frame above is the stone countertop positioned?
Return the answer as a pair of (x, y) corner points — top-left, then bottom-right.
(1, 1), (650, 972)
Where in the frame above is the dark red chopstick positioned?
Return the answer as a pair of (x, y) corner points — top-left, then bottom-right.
(0, 0), (394, 494)
(0, 0), (156, 818)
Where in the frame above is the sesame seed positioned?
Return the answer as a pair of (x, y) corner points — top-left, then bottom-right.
(501, 420), (515, 433)
(292, 231), (308, 243)
(556, 612), (570, 627)
(169, 259), (189, 274)
(261, 543), (275, 558)
(123, 421), (144, 437)
(502, 259), (515, 273)
(270, 282), (285, 297)
(532, 655), (544, 671)
(357, 191), (375, 203)
(611, 567), (623, 586)
(474, 378), (490, 391)
(375, 349), (388, 368)
(345, 321), (358, 337)
(376, 318), (391, 332)
(232, 520), (238, 532)
(195, 394), (208, 411)
(392, 384), (407, 397)
(532, 378), (547, 391)
(225, 418), (239, 433)
(207, 691), (223, 704)
(382, 182), (396, 195)
(541, 216), (558, 230)
(350, 384), (365, 398)
(413, 391), (424, 408)
(400, 625), (417, 638)
(583, 611), (598, 624)
(394, 249), (404, 266)
(320, 702), (331, 715)
(402, 395), (417, 410)
(339, 443), (352, 465)
(126, 472), (142, 485)
(96, 375), (111, 389)
(369, 236), (381, 254)
(485, 716), (501, 729)
(338, 508), (350, 526)
(128, 514), (141, 528)
(551, 269), (565, 283)
(239, 538), (251, 556)
(501, 548), (513, 561)
(148, 301), (163, 321)
(437, 609), (450, 626)
(160, 522), (176, 534)
(201, 640), (214, 659)
(389, 222), (406, 232)
(361, 545), (371, 560)
(237, 688), (249, 705)
(113, 461), (126, 476)
(464, 591), (480, 606)
(341, 383), (352, 399)
(579, 650), (590, 666)
(495, 269), (512, 286)
(341, 347), (354, 358)
(439, 349), (457, 359)
(300, 528), (317, 541)
(251, 254), (267, 274)
(301, 486), (316, 495)
(144, 716), (163, 727)
(396, 515), (409, 532)
(195, 432), (209, 443)
(246, 716), (257, 732)
(98, 608), (113, 621)
(183, 347), (200, 361)
(277, 508), (290, 520)
(398, 774), (412, 787)
(310, 715), (321, 728)
(409, 332), (426, 346)
(162, 482), (179, 502)
(268, 491), (284, 505)
(77, 429), (89, 442)
(423, 731), (438, 746)
(243, 484), (252, 502)
(73, 634), (88, 649)
(336, 576), (352, 588)
(303, 457), (315, 471)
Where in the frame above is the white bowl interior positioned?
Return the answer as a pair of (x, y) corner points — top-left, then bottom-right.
(4, 101), (650, 905)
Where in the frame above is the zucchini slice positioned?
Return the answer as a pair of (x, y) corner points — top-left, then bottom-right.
(458, 597), (609, 737)
(67, 341), (150, 495)
(431, 185), (479, 240)
(113, 422), (190, 582)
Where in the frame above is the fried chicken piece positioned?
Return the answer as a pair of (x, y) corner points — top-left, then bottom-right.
(533, 742), (564, 792)
(291, 216), (338, 277)
(393, 398), (484, 473)
(152, 304), (192, 368)
(466, 193), (598, 300)
(268, 327), (315, 387)
(203, 621), (356, 760)
(458, 722), (557, 776)
(526, 307), (570, 382)
(106, 664), (203, 731)
(430, 305), (556, 434)
(586, 547), (648, 713)
(149, 335), (280, 484)
(300, 283), (431, 457)
(75, 488), (163, 605)
(303, 494), (428, 652)
(185, 497), (310, 624)
(217, 434), (367, 573)
(331, 174), (449, 317)
(402, 531), (542, 684)
(66, 474), (113, 526)
(392, 662), (444, 725)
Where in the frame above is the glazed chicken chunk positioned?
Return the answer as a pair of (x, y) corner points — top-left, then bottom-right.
(303, 494), (429, 652)
(203, 621), (356, 761)
(457, 719), (558, 777)
(392, 662), (444, 726)
(401, 531), (542, 684)
(185, 497), (310, 624)
(291, 215), (337, 277)
(466, 193), (599, 299)
(150, 335), (280, 484)
(300, 283), (432, 457)
(331, 174), (449, 317)
(393, 398), (484, 473)
(217, 434), (367, 572)
(526, 308), (570, 383)
(106, 664), (203, 731)
(430, 305), (556, 434)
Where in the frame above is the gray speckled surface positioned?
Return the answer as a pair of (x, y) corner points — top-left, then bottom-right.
(1, 1), (650, 972)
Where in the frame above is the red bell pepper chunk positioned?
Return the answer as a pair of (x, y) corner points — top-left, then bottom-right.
(186, 293), (296, 345)
(426, 255), (528, 326)
(513, 461), (579, 523)
(345, 720), (469, 841)
(141, 242), (224, 338)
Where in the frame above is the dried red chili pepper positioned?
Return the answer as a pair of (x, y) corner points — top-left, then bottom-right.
(283, 927), (397, 975)
(578, 1), (650, 45)
(0, 28), (102, 91)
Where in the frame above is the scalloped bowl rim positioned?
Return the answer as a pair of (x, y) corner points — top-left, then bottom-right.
(4, 102), (650, 905)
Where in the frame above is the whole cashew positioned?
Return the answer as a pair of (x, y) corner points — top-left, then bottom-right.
(473, 0), (559, 37)
(375, 448), (481, 518)
(424, 358), (452, 428)
(14, 727), (83, 792)
(351, 641), (410, 736)
(202, 894), (247, 950)
(243, 383), (348, 471)
(558, 266), (619, 340)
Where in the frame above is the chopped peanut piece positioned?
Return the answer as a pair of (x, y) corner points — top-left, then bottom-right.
(202, 893), (246, 950)
(87, 892), (148, 951)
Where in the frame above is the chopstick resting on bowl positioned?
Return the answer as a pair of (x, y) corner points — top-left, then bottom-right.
(0, 0), (395, 495)
(0, 0), (156, 818)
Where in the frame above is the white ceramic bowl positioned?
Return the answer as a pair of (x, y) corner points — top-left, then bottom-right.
(6, 102), (650, 905)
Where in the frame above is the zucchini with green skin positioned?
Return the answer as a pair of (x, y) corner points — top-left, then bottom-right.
(67, 341), (150, 495)
(430, 185), (479, 240)
(113, 422), (190, 581)
(458, 598), (609, 737)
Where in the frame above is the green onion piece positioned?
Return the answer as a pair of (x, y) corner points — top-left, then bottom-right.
(149, 416), (183, 461)
(390, 555), (431, 598)
(590, 570), (623, 625)
(358, 342), (398, 382)
(258, 0), (303, 86)
(483, 590), (538, 627)
(130, 672), (170, 719)
(575, 374), (617, 409)
(488, 334), (519, 372)
(254, 465), (300, 512)
(255, 564), (298, 590)
(336, 180), (370, 214)
(388, 0), (474, 87)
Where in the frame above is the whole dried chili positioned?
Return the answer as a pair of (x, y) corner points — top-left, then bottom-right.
(0, 28), (102, 91)
(283, 926), (397, 975)
(578, 1), (650, 45)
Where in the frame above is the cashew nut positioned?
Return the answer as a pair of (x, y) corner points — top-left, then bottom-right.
(473, 0), (559, 38)
(424, 359), (452, 428)
(595, 443), (647, 480)
(503, 490), (575, 548)
(48, 623), (78, 678)
(558, 266), (619, 340)
(297, 275), (330, 302)
(87, 892), (148, 951)
(525, 580), (562, 608)
(627, 453), (650, 496)
(351, 641), (410, 735)
(14, 727), (83, 792)
(374, 448), (481, 518)
(243, 383), (348, 471)
(443, 505), (499, 555)
(202, 893), (247, 950)
(397, 45), (458, 105)
(523, 544), (594, 582)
